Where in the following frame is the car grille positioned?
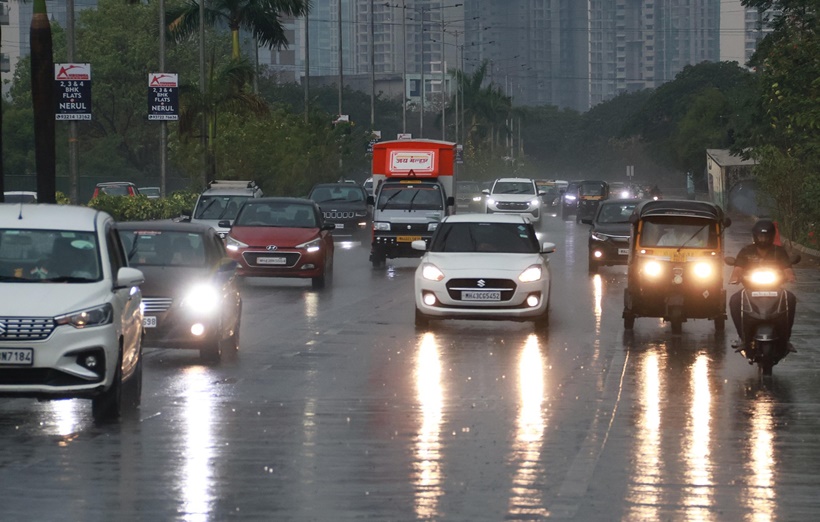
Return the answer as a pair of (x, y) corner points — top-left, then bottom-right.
(495, 201), (530, 211)
(0, 317), (55, 341)
(445, 278), (517, 301)
(394, 223), (431, 234)
(323, 211), (357, 220)
(142, 297), (173, 313)
(243, 251), (302, 268)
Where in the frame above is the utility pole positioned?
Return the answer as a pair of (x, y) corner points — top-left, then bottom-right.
(199, 0), (207, 187)
(67, 0), (79, 204)
(370, 0), (375, 129)
(159, 0), (167, 197)
(337, 0), (343, 117)
(419, 6), (424, 138)
(304, 9), (310, 124)
(401, 0), (406, 134)
(31, 0), (56, 204)
(440, 12), (445, 141)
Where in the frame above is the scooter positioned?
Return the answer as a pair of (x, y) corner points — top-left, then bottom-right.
(725, 256), (799, 376)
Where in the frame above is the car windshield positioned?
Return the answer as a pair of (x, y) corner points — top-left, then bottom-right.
(309, 186), (365, 204)
(430, 222), (539, 253)
(580, 182), (606, 196)
(0, 229), (101, 282)
(234, 202), (317, 228)
(119, 230), (207, 268)
(493, 181), (535, 195)
(640, 218), (717, 248)
(596, 202), (638, 224)
(194, 195), (251, 220)
(3, 193), (36, 203)
(377, 184), (443, 210)
(458, 182), (481, 193)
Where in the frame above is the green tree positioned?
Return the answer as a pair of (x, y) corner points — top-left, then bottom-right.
(168, 0), (308, 61)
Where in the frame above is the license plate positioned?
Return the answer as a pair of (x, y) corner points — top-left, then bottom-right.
(397, 235), (422, 242)
(0, 348), (33, 366)
(334, 223), (344, 229)
(751, 291), (778, 297)
(143, 316), (157, 328)
(618, 248), (629, 255)
(462, 291), (501, 301)
(257, 257), (287, 265)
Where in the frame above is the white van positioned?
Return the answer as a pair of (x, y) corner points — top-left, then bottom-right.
(188, 180), (263, 238)
(0, 204), (145, 421)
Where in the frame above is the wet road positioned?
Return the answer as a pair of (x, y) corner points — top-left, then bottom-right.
(2, 215), (820, 521)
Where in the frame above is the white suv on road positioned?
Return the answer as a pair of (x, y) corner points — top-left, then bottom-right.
(0, 204), (145, 421)
(483, 177), (544, 223)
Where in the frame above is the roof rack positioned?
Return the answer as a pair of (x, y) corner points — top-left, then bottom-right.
(206, 180), (259, 190)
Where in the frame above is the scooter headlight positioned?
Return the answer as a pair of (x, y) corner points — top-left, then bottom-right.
(643, 260), (662, 278)
(748, 269), (779, 286)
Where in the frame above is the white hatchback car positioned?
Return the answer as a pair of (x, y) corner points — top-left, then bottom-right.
(0, 204), (145, 421)
(483, 177), (544, 223)
(412, 214), (555, 330)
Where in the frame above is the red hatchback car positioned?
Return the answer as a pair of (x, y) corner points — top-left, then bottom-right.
(221, 198), (335, 288)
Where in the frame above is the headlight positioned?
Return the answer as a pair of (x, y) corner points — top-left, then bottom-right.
(226, 236), (248, 252)
(373, 221), (391, 231)
(486, 198), (496, 205)
(472, 196), (482, 202)
(55, 303), (113, 328)
(565, 195), (577, 201)
(421, 263), (444, 281)
(693, 262), (713, 279)
(643, 260), (662, 277)
(297, 238), (322, 253)
(591, 232), (608, 242)
(428, 222), (439, 232)
(749, 269), (779, 285)
(620, 190), (630, 198)
(181, 284), (220, 314)
(530, 199), (541, 207)
(518, 265), (542, 282)
(355, 210), (368, 217)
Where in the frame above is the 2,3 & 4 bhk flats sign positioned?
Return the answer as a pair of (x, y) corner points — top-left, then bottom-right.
(55, 63), (92, 120)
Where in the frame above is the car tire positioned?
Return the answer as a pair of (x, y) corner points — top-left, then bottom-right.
(92, 348), (124, 423)
(200, 339), (222, 363)
(669, 307), (684, 334)
(533, 310), (549, 333)
(714, 317), (725, 332)
(371, 250), (386, 269)
(312, 255), (333, 289)
(623, 314), (635, 330)
(414, 307), (430, 328)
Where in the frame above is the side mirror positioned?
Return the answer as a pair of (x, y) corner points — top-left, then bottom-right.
(411, 240), (427, 251)
(217, 220), (232, 229)
(366, 195), (375, 206)
(116, 267), (145, 289)
(541, 242), (556, 254)
(724, 256), (736, 266)
(537, 190), (546, 196)
(723, 217), (732, 228)
(446, 196), (455, 207)
(481, 189), (490, 195)
(581, 218), (593, 225)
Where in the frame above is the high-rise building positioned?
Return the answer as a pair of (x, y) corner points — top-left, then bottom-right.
(720, 0), (774, 66)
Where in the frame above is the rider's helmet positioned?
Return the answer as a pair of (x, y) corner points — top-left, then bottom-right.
(752, 219), (776, 249)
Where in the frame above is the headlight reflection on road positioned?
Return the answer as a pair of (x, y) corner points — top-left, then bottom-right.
(47, 399), (81, 442)
(413, 332), (444, 520)
(626, 350), (663, 519)
(508, 335), (549, 518)
(303, 292), (319, 320)
(180, 367), (215, 522)
(684, 355), (714, 519)
(592, 274), (603, 334)
(743, 392), (776, 521)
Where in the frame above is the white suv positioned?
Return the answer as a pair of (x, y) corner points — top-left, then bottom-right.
(0, 204), (145, 422)
(483, 178), (544, 223)
(188, 180), (263, 238)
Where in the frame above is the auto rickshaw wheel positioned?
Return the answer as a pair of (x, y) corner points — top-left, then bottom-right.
(623, 314), (635, 330)
(714, 317), (725, 332)
(669, 307), (683, 334)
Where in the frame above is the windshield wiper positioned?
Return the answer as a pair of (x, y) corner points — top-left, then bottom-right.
(195, 199), (217, 218)
(677, 224), (708, 252)
(378, 190), (404, 211)
(0, 275), (39, 282)
(407, 189), (422, 211)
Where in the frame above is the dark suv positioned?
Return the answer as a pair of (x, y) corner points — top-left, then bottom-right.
(587, 198), (642, 273)
(307, 183), (371, 241)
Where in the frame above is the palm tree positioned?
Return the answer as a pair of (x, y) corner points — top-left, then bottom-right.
(168, 0), (309, 60)
(447, 61), (512, 150)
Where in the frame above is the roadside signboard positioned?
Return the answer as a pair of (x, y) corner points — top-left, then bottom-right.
(367, 130), (382, 154)
(456, 144), (465, 164)
(397, 133), (412, 140)
(54, 63), (91, 120)
(148, 73), (179, 121)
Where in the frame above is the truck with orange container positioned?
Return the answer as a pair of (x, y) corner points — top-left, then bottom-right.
(367, 139), (456, 268)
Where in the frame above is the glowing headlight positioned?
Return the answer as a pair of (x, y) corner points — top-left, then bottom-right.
(530, 199), (541, 207)
(565, 195), (577, 201)
(620, 190), (630, 198)
(486, 198), (496, 205)
(428, 222), (439, 232)
(693, 262), (713, 279)
(472, 196), (482, 202)
(421, 263), (445, 281)
(297, 238), (322, 253)
(643, 260), (662, 277)
(373, 221), (391, 231)
(182, 284), (220, 314)
(518, 265), (542, 282)
(591, 232), (608, 241)
(55, 303), (113, 328)
(749, 269), (779, 285)
(225, 236), (248, 252)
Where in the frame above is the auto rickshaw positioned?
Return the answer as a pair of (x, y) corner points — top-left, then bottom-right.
(576, 180), (609, 224)
(622, 200), (731, 333)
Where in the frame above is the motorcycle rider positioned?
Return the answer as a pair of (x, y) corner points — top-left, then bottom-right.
(728, 219), (797, 351)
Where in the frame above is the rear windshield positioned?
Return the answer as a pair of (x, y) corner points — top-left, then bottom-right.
(377, 184), (443, 211)
(3, 193), (37, 203)
(119, 230), (207, 268)
(430, 222), (539, 253)
(640, 218), (718, 249)
(596, 202), (638, 224)
(579, 182), (607, 196)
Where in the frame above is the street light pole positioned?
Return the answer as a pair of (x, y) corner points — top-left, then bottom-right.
(337, 0), (343, 117)
(419, 5), (424, 138)
(67, 0), (78, 203)
(159, 0), (167, 197)
(440, 12), (445, 141)
(370, 0), (375, 129)
(401, 0), (406, 134)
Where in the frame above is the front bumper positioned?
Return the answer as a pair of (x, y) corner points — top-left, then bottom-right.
(142, 305), (223, 350)
(588, 238), (630, 266)
(0, 323), (118, 399)
(372, 233), (432, 259)
(229, 248), (326, 278)
(415, 278), (549, 321)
